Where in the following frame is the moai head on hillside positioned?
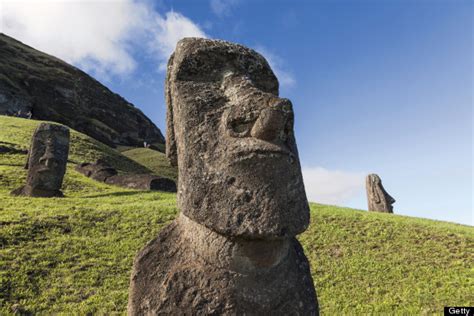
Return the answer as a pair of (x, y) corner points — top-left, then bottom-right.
(366, 173), (395, 213)
(166, 38), (309, 238)
(12, 123), (69, 197)
(75, 159), (118, 182)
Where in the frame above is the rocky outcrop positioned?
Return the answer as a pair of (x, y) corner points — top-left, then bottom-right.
(11, 123), (69, 197)
(75, 159), (176, 192)
(0, 33), (165, 149)
(128, 38), (318, 315)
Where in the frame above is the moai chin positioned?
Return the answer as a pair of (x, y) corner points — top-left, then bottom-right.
(128, 38), (318, 315)
(11, 123), (70, 197)
(366, 173), (395, 213)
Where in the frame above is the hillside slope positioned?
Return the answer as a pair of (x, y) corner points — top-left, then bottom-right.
(122, 147), (178, 181)
(0, 33), (164, 149)
(0, 116), (151, 174)
(0, 116), (472, 315)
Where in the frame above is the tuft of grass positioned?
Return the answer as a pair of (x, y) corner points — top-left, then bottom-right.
(1, 115), (473, 314)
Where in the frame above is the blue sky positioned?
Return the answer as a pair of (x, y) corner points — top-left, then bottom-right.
(1, 0), (472, 225)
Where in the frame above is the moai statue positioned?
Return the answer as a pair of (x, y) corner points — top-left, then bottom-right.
(75, 159), (118, 182)
(128, 38), (318, 315)
(366, 173), (395, 213)
(11, 123), (69, 197)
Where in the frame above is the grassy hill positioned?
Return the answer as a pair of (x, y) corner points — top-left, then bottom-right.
(1, 116), (472, 315)
(121, 147), (177, 181)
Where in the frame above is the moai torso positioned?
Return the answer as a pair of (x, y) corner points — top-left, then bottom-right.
(366, 173), (395, 213)
(128, 38), (318, 315)
(11, 123), (69, 197)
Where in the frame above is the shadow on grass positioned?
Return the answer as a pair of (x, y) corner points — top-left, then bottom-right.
(0, 162), (25, 167)
(82, 190), (158, 198)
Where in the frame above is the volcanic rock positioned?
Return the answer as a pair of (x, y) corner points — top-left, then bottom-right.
(0, 33), (164, 149)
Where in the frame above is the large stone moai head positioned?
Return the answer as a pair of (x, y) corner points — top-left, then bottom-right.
(12, 123), (70, 197)
(366, 173), (395, 213)
(166, 38), (310, 238)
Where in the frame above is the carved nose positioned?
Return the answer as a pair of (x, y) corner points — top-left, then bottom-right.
(39, 153), (57, 168)
(251, 99), (292, 142)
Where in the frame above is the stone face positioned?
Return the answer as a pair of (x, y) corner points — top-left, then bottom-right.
(11, 123), (69, 197)
(0, 33), (165, 149)
(128, 38), (318, 315)
(366, 173), (395, 213)
(75, 159), (177, 192)
(166, 38), (309, 238)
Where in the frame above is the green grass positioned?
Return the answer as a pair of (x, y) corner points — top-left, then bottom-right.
(301, 204), (473, 314)
(122, 147), (177, 181)
(0, 165), (176, 315)
(1, 115), (473, 315)
(0, 116), (149, 174)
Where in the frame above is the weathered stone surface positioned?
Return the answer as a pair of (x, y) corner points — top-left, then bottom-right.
(166, 38), (309, 238)
(128, 38), (318, 315)
(366, 173), (395, 213)
(0, 33), (165, 149)
(11, 123), (69, 197)
(129, 214), (316, 315)
(75, 159), (177, 192)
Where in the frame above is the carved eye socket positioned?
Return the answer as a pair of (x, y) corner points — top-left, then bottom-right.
(229, 119), (255, 137)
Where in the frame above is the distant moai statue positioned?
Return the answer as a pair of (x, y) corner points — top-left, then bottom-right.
(11, 123), (70, 197)
(128, 38), (318, 315)
(366, 173), (395, 213)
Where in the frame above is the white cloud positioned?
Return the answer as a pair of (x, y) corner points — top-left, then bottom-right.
(254, 46), (296, 88)
(302, 166), (365, 205)
(148, 11), (207, 71)
(210, 0), (239, 17)
(0, 0), (206, 77)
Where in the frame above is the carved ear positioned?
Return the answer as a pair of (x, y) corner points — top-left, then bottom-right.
(165, 53), (178, 167)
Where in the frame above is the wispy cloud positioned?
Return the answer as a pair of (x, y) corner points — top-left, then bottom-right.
(210, 0), (239, 17)
(254, 46), (296, 88)
(148, 11), (207, 71)
(0, 0), (206, 78)
(302, 167), (365, 205)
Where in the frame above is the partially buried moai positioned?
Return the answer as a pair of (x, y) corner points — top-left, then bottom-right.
(128, 38), (318, 315)
(366, 173), (395, 213)
(11, 123), (70, 197)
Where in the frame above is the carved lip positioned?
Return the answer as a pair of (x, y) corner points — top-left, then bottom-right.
(36, 167), (54, 173)
(231, 149), (295, 164)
